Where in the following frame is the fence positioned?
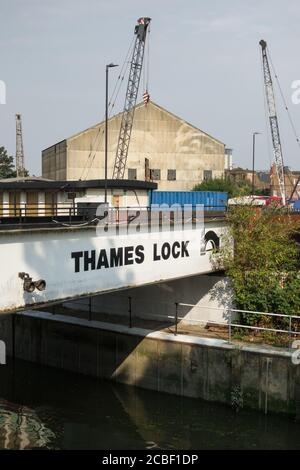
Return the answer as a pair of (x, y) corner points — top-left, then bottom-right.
(0, 204), (225, 229)
(54, 296), (300, 349)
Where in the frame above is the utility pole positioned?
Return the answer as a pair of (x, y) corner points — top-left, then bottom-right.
(15, 113), (25, 177)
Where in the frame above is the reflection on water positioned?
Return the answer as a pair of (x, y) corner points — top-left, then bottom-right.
(0, 359), (300, 450)
(0, 399), (57, 449)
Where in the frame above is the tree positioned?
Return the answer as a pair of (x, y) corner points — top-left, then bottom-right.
(0, 146), (16, 178)
(193, 177), (252, 198)
(217, 205), (300, 328)
(0, 146), (29, 178)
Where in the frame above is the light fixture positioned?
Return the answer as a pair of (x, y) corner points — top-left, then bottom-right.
(18, 272), (46, 293)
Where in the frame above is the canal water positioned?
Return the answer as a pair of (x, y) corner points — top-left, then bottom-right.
(0, 359), (299, 450)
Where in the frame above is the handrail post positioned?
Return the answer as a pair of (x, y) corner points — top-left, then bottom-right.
(288, 316), (292, 349)
(128, 296), (132, 328)
(88, 297), (92, 321)
(175, 302), (178, 336)
(228, 309), (232, 343)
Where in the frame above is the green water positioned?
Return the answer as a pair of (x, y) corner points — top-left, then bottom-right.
(0, 359), (299, 450)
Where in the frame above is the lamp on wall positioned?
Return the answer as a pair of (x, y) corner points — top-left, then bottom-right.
(18, 272), (46, 292)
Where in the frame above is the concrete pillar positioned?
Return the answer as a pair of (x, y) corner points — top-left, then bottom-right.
(3, 191), (9, 217)
(38, 192), (45, 216)
(56, 191), (67, 215)
(19, 191), (26, 217)
(295, 366), (300, 421)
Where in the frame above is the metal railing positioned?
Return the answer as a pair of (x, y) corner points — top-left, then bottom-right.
(57, 296), (300, 349)
(176, 303), (300, 347)
(0, 203), (226, 228)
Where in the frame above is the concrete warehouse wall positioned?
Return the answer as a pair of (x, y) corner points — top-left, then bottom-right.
(64, 274), (233, 326)
(0, 311), (299, 416)
(42, 101), (225, 190)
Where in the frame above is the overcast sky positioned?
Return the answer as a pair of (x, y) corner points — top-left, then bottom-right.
(1, 0), (300, 175)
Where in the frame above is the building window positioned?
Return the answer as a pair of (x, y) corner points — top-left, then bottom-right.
(203, 170), (212, 181)
(167, 169), (176, 181)
(128, 168), (137, 180)
(150, 169), (161, 181)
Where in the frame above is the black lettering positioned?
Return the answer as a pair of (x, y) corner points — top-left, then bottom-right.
(161, 242), (171, 260)
(181, 241), (190, 257)
(71, 251), (83, 273)
(135, 245), (145, 264)
(172, 241), (181, 258)
(84, 250), (96, 271)
(153, 243), (160, 261)
(97, 249), (109, 269)
(110, 247), (123, 267)
(124, 246), (134, 265)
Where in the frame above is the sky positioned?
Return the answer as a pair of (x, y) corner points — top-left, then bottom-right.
(0, 0), (300, 175)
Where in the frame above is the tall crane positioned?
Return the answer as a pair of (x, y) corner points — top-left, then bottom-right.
(259, 39), (286, 205)
(15, 113), (25, 178)
(112, 17), (151, 180)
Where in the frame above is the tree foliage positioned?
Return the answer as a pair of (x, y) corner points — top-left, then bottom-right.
(193, 177), (252, 198)
(217, 205), (300, 327)
(0, 146), (29, 178)
(0, 146), (16, 178)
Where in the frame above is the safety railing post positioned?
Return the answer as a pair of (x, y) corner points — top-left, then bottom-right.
(175, 302), (178, 336)
(288, 316), (292, 348)
(88, 297), (92, 321)
(228, 309), (232, 343)
(128, 296), (132, 328)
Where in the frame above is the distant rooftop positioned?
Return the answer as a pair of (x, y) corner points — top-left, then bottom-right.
(0, 178), (157, 191)
(0, 176), (53, 183)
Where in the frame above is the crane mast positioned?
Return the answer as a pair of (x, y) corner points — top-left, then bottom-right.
(259, 39), (286, 205)
(15, 113), (25, 178)
(112, 17), (151, 180)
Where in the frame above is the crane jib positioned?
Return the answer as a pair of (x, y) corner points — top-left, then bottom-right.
(112, 17), (151, 180)
(259, 39), (286, 205)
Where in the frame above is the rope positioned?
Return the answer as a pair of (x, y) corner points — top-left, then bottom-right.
(79, 127), (103, 180)
(146, 24), (150, 92)
(108, 36), (135, 114)
(79, 38), (136, 180)
(268, 46), (300, 200)
(268, 50), (300, 150)
(52, 217), (100, 227)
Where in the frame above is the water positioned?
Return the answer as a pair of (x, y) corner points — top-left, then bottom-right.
(0, 359), (299, 450)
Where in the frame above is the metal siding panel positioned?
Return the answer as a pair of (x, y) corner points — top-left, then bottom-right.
(150, 191), (227, 210)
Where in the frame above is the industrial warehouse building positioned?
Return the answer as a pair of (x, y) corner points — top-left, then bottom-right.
(42, 101), (227, 190)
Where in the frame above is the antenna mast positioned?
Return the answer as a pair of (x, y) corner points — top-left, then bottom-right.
(15, 113), (25, 177)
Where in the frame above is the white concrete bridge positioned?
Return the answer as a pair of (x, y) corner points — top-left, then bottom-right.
(0, 213), (226, 314)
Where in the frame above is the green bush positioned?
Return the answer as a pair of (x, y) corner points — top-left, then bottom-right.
(219, 205), (300, 328)
(193, 177), (252, 198)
